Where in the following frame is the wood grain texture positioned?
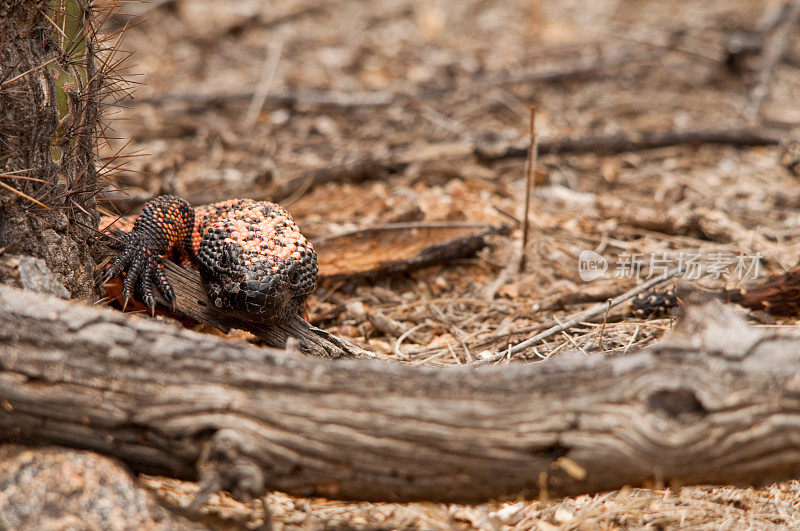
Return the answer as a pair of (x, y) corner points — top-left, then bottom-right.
(314, 223), (502, 279)
(2, 284), (800, 503)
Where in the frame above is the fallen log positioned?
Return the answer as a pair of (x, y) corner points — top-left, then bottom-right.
(2, 285), (800, 503)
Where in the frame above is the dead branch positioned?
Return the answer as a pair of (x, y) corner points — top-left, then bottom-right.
(3, 285), (800, 503)
(477, 127), (782, 163)
(520, 105), (538, 272)
(130, 88), (396, 110)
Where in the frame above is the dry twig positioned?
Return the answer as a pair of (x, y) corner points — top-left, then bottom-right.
(520, 104), (538, 272)
(472, 266), (684, 365)
(477, 127), (782, 162)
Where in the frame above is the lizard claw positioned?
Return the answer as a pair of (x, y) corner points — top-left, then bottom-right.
(104, 232), (174, 314)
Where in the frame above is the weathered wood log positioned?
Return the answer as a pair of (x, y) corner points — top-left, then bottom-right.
(2, 284), (800, 503)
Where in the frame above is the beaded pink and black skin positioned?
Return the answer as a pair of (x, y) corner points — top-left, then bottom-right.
(104, 195), (318, 323)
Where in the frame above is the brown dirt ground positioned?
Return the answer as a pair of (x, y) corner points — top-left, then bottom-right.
(102, 0), (800, 528)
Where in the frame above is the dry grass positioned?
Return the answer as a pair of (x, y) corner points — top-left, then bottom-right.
(141, 476), (800, 530)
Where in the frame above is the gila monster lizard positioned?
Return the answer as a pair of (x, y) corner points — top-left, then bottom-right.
(102, 195), (318, 323)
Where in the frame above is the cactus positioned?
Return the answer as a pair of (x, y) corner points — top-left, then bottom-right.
(0, 1), (124, 298)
